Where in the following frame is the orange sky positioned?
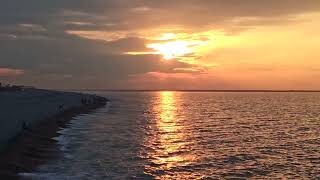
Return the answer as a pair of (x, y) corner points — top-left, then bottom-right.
(1, 1), (320, 89)
(67, 12), (320, 90)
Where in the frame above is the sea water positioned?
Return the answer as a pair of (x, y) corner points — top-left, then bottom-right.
(21, 92), (320, 179)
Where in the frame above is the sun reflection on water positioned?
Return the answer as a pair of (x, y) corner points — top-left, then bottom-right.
(158, 91), (178, 132)
(143, 91), (195, 178)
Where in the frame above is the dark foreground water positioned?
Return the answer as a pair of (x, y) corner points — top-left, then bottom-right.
(22, 92), (320, 179)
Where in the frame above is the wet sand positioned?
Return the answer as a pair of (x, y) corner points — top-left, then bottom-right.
(0, 97), (107, 179)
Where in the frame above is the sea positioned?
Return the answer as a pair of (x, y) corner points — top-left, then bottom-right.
(21, 91), (320, 179)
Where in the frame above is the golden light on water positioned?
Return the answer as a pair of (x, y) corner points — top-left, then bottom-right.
(143, 91), (195, 176)
(155, 91), (185, 167)
(158, 91), (176, 125)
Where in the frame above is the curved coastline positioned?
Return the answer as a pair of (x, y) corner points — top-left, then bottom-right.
(0, 88), (108, 179)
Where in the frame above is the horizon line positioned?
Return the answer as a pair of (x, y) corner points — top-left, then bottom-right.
(60, 89), (320, 92)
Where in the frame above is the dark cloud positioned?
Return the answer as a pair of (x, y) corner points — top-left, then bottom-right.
(0, 30), (195, 88)
(1, 0), (320, 31)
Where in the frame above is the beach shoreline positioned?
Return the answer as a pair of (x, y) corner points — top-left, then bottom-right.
(0, 89), (107, 179)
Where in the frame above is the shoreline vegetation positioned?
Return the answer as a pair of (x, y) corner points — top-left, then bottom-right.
(0, 84), (108, 179)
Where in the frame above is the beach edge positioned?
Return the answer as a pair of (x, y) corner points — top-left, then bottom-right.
(0, 89), (108, 179)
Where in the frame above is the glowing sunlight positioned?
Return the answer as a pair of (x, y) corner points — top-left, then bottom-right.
(147, 41), (193, 60)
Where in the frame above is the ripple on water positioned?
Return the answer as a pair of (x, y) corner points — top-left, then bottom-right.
(24, 92), (320, 179)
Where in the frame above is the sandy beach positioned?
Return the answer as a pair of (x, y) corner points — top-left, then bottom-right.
(0, 88), (107, 179)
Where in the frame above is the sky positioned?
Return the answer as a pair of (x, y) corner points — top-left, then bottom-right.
(1, 0), (320, 90)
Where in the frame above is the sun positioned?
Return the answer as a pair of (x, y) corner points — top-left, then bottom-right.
(147, 41), (192, 60)
(126, 32), (209, 61)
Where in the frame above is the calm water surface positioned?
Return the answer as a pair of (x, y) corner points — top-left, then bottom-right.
(23, 92), (320, 179)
